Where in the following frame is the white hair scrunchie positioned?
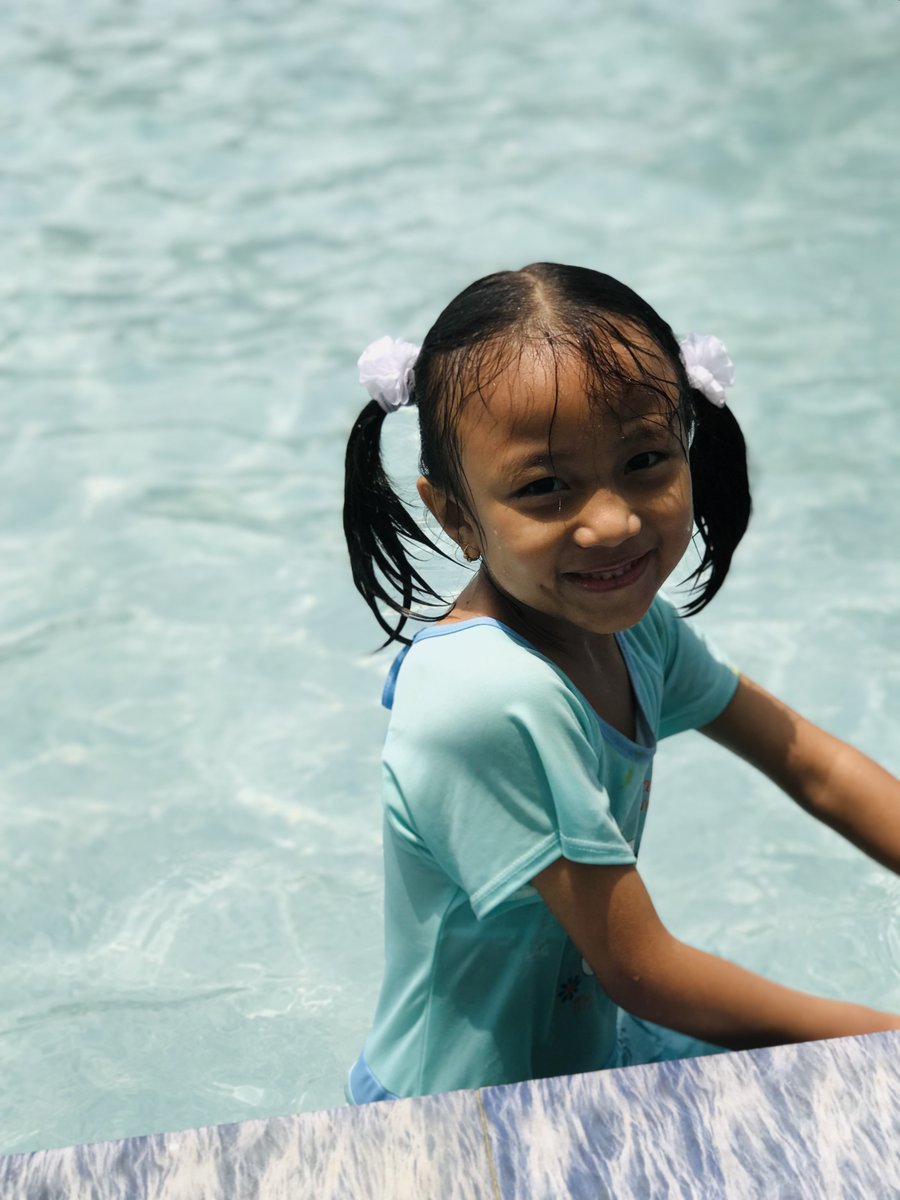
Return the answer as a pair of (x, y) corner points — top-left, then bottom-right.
(678, 333), (735, 408)
(357, 336), (421, 414)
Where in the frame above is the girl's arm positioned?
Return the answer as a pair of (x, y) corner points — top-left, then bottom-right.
(532, 674), (900, 1050)
(531, 859), (900, 1049)
(701, 675), (900, 875)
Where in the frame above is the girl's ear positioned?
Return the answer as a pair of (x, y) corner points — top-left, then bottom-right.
(416, 476), (473, 551)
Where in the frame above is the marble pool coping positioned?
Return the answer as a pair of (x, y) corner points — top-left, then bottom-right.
(2, 1030), (898, 1198)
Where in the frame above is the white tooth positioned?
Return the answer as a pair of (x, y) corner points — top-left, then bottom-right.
(576, 560), (634, 581)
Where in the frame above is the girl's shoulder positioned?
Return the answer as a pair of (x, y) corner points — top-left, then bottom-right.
(626, 592), (734, 676)
(391, 616), (558, 684)
(384, 618), (604, 762)
(383, 617), (585, 719)
(623, 593), (683, 660)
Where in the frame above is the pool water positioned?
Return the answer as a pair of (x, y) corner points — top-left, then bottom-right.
(1, 0), (898, 1155)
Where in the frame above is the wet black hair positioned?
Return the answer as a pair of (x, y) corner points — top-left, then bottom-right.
(344, 262), (751, 645)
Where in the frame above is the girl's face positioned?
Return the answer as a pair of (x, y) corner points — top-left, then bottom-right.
(425, 337), (694, 644)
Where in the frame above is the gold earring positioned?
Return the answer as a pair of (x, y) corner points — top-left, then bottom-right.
(461, 544), (481, 562)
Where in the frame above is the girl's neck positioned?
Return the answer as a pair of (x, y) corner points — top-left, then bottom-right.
(444, 572), (621, 670)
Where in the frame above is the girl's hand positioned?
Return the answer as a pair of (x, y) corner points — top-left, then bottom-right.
(702, 676), (900, 876)
(531, 858), (900, 1049)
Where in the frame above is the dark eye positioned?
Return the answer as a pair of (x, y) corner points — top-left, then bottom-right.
(517, 476), (566, 497)
(626, 450), (669, 472)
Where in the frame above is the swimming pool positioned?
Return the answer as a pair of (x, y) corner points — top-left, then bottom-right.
(1, 0), (898, 1154)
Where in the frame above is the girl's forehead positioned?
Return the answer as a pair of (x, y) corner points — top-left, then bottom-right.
(464, 339), (680, 437)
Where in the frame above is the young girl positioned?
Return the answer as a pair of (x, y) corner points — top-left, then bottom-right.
(342, 262), (900, 1103)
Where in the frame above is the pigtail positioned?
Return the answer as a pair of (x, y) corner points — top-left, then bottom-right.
(682, 397), (751, 615)
(343, 399), (449, 646)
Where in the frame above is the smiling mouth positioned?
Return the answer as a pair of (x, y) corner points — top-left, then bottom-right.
(563, 553), (651, 591)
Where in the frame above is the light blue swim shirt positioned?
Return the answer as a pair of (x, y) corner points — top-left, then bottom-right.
(349, 596), (739, 1102)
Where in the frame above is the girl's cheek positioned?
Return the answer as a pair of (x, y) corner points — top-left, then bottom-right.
(498, 530), (540, 556)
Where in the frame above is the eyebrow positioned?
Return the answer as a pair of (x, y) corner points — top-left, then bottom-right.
(619, 414), (678, 436)
(503, 419), (677, 471)
(521, 448), (573, 465)
(500, 448), (573, 475)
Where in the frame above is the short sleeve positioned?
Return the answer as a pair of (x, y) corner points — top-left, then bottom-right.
(382, 627), (638, 920)
(651, 597), (739, 738)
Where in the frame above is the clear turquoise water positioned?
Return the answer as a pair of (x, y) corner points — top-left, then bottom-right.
(2, 0), (899, 1155)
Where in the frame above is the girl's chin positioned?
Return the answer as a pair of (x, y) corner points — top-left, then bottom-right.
(476, 564), (665, 639)
(490, 592), (656, 644)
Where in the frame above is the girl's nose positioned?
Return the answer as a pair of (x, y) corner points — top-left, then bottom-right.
(571, 490), (641, 548)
